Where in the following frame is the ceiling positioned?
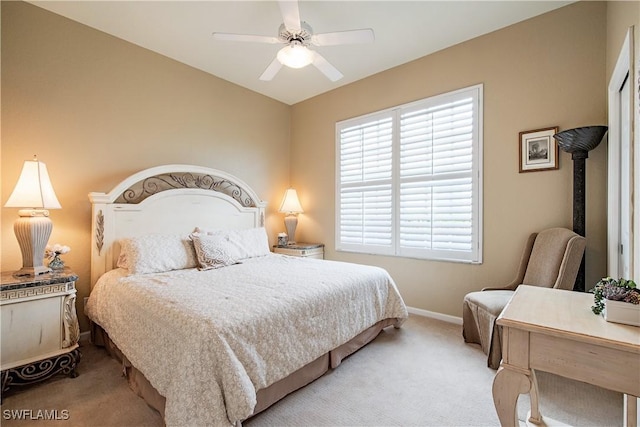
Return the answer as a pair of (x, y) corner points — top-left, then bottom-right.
(29, 1), (572, 105)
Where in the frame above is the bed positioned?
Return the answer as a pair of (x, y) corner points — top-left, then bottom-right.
(85, 164), (408, 426)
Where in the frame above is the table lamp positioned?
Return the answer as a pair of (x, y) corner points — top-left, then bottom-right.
(4, 156), (62, 276)
(278, 188), (303, 245)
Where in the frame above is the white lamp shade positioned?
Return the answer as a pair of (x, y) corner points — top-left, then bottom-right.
(5, 159), (61, 209)
(277, 45), (313, 69)
(279, 188), (304, 214)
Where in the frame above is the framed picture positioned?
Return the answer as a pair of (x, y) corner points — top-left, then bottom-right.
(519, 127), (559, 173)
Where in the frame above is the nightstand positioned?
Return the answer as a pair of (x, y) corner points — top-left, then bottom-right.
(1, 269), (81, 395)
(273, 243), (324, 259)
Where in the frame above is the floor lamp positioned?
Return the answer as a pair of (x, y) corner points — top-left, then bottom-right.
(553, 126), (608, 292)
(4, 157), (62, 276)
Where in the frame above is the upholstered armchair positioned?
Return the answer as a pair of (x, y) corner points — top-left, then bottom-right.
(462, 227), (586, 369)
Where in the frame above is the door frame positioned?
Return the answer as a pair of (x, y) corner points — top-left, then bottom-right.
(607, 27), (635, 279)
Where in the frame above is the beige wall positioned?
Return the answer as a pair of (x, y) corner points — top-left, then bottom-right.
(1, 1), (291, 331)
(290, 1), (608, 318)
(0, 1), (616, 327)
(606, 1), (639, 80)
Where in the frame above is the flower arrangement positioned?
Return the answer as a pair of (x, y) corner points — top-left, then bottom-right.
(45, 243), (70, 270)
(45, 243), (71, 260)
(591, 277), (639, 315)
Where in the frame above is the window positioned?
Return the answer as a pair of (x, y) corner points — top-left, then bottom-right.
(336, 85), (483, 263)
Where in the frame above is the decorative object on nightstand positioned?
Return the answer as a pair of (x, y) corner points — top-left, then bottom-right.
(277, 232), (288, 247)
(45, 243), (71, 271)
(273, 243), (324, 259)
(4, 156), (62, 277)
(278, 188), (304, 244)
(1, 269), (81, 396)
(553, 126), (608, 292)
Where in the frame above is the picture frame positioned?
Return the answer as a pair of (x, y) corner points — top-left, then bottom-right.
(518, 126), (559, 173)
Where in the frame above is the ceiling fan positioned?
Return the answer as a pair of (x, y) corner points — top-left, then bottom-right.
(212, 0), (374, 82)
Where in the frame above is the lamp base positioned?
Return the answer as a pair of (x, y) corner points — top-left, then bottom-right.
(14, 265), (51, 277)
(13, 211), (53, 277)
(284, 214), (298, 245)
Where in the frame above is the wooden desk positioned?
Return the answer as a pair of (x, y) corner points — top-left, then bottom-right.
(493, 285), (640, 427)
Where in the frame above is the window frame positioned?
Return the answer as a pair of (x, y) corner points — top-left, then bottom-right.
(335, 84), (483, 263)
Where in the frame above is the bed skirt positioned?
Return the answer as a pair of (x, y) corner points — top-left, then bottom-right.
(91, 318), (398, 424)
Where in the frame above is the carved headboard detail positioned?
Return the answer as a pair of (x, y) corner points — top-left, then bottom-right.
(114, 172), (259, 207)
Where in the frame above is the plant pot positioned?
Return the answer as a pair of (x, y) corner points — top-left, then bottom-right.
(604, 299), (640, 327)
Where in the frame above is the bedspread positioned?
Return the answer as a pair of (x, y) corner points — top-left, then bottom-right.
(86, 254), (408, 426)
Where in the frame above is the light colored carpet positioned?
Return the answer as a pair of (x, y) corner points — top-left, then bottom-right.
(1, 315), (622, 426)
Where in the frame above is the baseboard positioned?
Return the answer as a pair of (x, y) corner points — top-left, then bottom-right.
(407, 306), (462, 325)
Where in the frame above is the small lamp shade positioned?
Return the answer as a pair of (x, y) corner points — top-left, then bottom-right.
(279, 188), (304, 214)
(5, 157), (61, 276)
(279, 188), (304, 244)
(5, 159), (61, 209)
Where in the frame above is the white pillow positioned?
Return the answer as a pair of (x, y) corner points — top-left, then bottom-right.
(117, 234), (198, 274)
(193, 227), (270, 260)
(228, 227), (271, 259)
(189, 233), (241, 270)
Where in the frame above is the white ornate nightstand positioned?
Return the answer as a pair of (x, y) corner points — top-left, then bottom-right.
(273, 243), (324, 259)
(1, 269), (81, 395)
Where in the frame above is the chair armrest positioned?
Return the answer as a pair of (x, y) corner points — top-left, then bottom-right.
(481, 282), (519, 292)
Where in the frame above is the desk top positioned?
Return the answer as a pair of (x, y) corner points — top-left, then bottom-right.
(497, 285), (640, 353)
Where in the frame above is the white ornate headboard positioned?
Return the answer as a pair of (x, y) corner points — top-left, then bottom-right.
(88, 164), (267, 287)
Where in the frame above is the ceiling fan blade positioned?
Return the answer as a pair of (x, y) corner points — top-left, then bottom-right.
(212, 33), (280, 44)
(278, 0), (301, 33)
(259, 57), (283, 81)
(311, 29), (375, 46)
(311, 51), (343, 82)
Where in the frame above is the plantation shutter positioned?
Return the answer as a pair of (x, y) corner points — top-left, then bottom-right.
(338, 114), (394, 254)
(336, 85), (482, 262)
(399, 96), (475, 259)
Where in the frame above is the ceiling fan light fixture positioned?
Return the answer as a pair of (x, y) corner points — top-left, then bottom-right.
(213, 0), (374, 81)
(277, 44), (313, 69)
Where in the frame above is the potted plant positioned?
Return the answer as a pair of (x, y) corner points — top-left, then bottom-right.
(591, 277), (640, 326)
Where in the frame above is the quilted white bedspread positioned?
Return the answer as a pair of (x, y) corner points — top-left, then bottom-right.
(86, 254), (408, 426)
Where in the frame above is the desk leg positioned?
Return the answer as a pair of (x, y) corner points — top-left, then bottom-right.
(493, 365), (532, 427)
(624, 394), (638, 427)
(528, 370), (542, 424)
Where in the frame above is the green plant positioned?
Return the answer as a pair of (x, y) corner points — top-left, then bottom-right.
(591, 277), (640, 315)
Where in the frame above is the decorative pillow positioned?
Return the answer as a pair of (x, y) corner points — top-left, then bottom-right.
(189, 233), (242, 270)
(117, 234), (198, 274)
(192, 227), (271, 260)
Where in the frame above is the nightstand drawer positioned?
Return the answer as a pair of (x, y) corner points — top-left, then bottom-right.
(1, 297), (62, 365)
